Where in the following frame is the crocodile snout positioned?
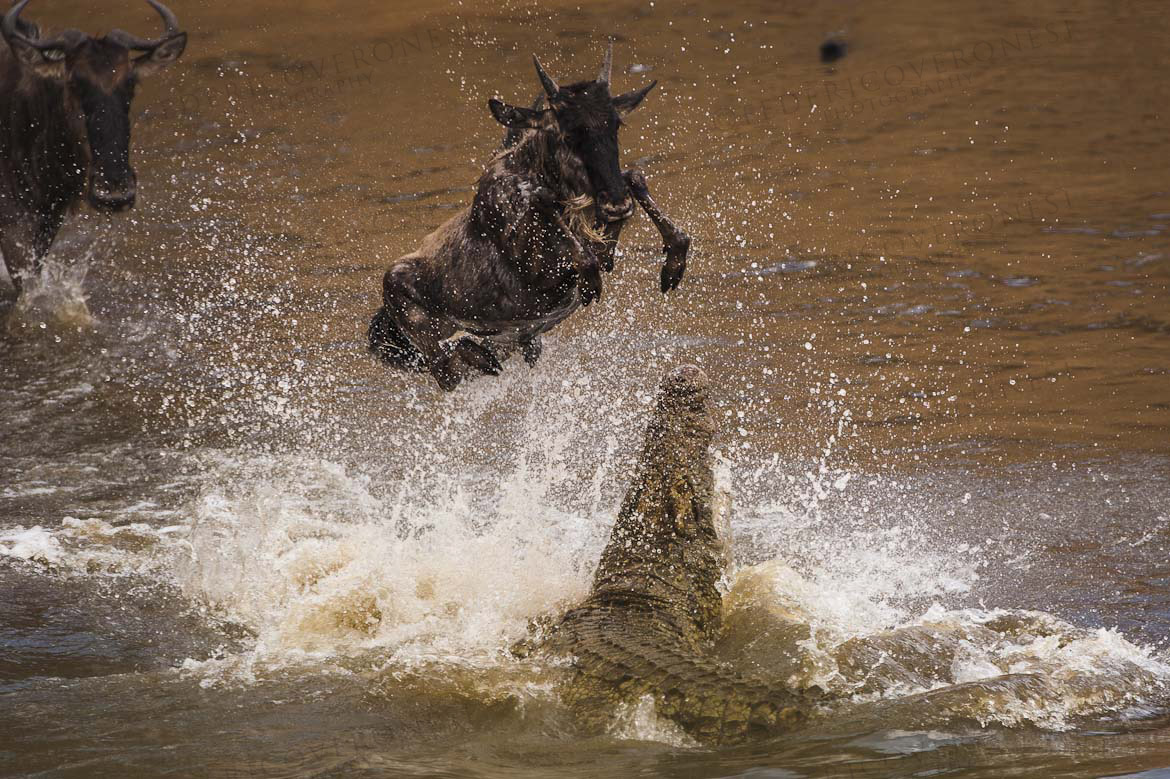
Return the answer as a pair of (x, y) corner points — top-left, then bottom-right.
(663, 364), (709, 393)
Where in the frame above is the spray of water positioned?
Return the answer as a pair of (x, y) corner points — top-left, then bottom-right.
(6, 254), (96, 334)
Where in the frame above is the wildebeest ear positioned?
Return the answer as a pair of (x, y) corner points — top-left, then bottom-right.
(612, 80), (657, 116)
(488, 97), (549, 129)
(133, 32), (186, 77)
(7, 37), (66, 80)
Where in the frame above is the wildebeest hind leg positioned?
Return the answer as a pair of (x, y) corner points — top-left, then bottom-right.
(381, 273), (503, 389)
(368, 305), (426, 372)
(453, 337), (503, 376)
(381, 266), (467, 390)
(521, 336), (542, 367)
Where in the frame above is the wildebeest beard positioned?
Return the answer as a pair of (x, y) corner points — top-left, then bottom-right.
(496, 121), (611, 245)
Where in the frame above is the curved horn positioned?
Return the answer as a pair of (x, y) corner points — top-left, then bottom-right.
(1, 0), (30, 43)
(107, 0), (183, 50)
(2, 0), (71, 51)
(532, 55), (559, 99)
(597, 40), (613, 85)
(146, 0), (180, 37)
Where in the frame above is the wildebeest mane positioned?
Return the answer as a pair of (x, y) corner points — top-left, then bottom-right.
(493, 112), (608, 244)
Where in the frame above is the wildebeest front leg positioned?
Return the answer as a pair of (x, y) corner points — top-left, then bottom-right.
(529, 186), (603, 306)
(596, 220), (624, 274)
(623, 170), (691, 293)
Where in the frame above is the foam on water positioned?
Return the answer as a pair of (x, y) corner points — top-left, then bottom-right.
(6, 255), (96, 333)
(732, 476), (982, 639)
(608, 695), (699, 746)
(4, 358), (1167, 736)
(0, 526), (65, 565)
(723, 558), (1170, 730)
(173, 449), (600, 664)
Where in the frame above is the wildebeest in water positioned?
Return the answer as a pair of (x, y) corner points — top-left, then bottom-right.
(0, 0), (186, 294)
(369, 44), (691, 391)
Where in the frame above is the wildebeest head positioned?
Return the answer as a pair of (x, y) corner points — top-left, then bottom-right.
(489, 43), (656, 223)
(2, 0), (186, 212)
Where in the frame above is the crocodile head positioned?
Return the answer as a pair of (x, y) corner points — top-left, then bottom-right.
(589, 365), (727, 646)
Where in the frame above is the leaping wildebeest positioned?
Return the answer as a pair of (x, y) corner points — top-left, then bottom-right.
(0, 0), (186, 293)
(369, 44), (691, 391)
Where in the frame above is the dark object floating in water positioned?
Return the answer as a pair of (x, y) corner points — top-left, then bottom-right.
(820, 38), (847, 63)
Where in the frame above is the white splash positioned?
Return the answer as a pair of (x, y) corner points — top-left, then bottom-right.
(608, 694), (698, 747)
(9, 255), (95, 331)
(0, 525), (65, 565)
(173, 449), (602, 665)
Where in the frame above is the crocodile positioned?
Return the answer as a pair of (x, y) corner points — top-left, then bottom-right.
(526, 365), (815, 744)
(509, 366), (1165, 743)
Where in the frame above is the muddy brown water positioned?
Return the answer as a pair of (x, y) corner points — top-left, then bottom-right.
(1, 0), (1168, 777)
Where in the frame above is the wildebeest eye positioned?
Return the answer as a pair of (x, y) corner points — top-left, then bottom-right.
(42, 48), (66, 62)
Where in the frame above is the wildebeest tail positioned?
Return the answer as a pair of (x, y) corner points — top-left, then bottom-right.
(368, 306), (426, 372)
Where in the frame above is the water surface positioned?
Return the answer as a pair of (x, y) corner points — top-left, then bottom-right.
(1, 0), (1168, 776)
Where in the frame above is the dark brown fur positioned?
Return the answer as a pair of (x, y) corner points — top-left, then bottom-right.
(0, 38), (82, 288)
(369, 50), (691, 391)
(0, 0), (185, 292)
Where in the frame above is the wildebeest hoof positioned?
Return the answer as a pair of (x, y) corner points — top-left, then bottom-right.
(820, 37), (847, 63)
(579, 261), (603, 306)
(661, 234), (690, 293)
(521, 337), (542, 367)
(368, 306), (427, 372)
(624, 169), (649, 194)
(432, 363), (463, 392)
(601, 248), (615, 274)
(455, 337), (503, 376)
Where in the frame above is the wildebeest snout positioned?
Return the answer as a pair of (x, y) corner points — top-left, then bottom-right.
(599, 192), (635, 222)
(87, 169), (138, 212)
